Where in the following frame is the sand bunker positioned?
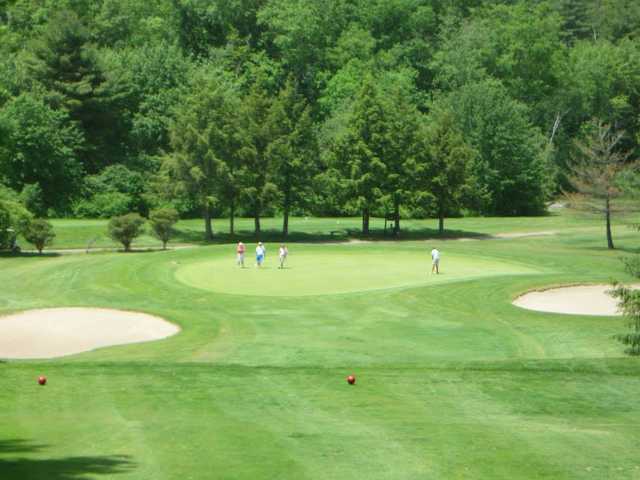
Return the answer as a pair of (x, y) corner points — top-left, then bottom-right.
(0, 308), (179, 359)
(513, 285), (621, 316)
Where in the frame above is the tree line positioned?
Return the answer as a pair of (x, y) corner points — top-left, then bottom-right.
(1, 0), (640, 238)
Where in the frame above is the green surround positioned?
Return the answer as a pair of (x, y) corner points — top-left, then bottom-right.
(1, 214), (639, 479)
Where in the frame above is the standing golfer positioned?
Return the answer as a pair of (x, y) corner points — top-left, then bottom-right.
(256, 242), (266, 267)
(431, 247), (440, 274)
(278, 244), (288, 269)
(236, 242), (246, 267)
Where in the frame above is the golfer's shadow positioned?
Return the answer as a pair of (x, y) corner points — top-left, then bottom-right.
(0, 439), (134, 479)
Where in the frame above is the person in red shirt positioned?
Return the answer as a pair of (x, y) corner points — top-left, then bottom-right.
(236, 242), (246, 268)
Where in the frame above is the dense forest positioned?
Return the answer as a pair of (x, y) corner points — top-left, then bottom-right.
(1, 0), (639, 236)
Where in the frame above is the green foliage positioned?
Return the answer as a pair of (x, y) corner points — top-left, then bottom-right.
(0, 183), (32, 249)
(107, 212), (145, 251)
(80, 165), (148, 215)
(22, 217), (55, 253)
(418, 111), (475, 233)
(73, 191), (134, 219)
(239, 73), (280, 235)
(440, 79), (552, 215)
(19, 183), (45, 217)
(149, 207), (179, 249)
(1, 0), (640, 222)
(331, 78), (388, 233)
(267, 78), (317, 235)
(164, 67), (245, 239)
(27, 9), (132, 172)
(612, 256), (640, 354)
(0, 92), (84, 212)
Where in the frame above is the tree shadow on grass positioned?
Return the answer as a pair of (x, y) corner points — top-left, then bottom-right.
(179, 227), (491, 245)
(0, 251), (61, 258)
(0, 439), (134, 479)
(582, 245), (640, 255)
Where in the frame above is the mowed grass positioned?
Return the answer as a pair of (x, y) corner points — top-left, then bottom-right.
(20, 210), (607, 250)
(175, 247), (541, 296)
(2, 213), (640, 479)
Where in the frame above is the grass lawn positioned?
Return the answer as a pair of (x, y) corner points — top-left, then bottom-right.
(19, 209), (608, 250)
(2, 212), (640, 479)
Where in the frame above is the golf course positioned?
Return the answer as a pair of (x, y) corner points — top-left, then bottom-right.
(1, 213), (639, 479)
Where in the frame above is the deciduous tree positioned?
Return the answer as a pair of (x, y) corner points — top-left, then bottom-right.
(566, 119), (637, 249)
(149, 207), (179, 249)
(108, 213), (145, 252)
(23, 218), (55, 254)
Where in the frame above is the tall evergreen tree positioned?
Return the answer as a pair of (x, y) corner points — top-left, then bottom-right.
(164, 69), (243, 240)
(28, 10), (125, 172)
(240, 77), (278, 237)
(332, 78), (387, 234)
(267, 78), (317, 236)
(554, 0), (593, 43)
(418, 111), (475, 234)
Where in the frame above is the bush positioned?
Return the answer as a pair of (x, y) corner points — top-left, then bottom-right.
(149, 208), (179, 249)
(20, 183), (46, 217)
(81, 165), (149, 215)
(74, 192), (133, 218)
(107, 213), (145, 252)
(23, 218), (55, 254)
(0, 184), (32, 250)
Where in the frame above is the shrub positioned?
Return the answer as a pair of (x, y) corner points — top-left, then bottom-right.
(74, 192), (133, 218)
(149, 208), (179, 249)
(20, 183), (46, 217)
(0, 184), (32, 250)
(108, 213), (145, 252)
(23, 218), (55, 254)
(82, 165), (149, 215)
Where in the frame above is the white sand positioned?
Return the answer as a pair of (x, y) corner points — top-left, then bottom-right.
(513, 285), (621, 316)
(0, 308), (179, 359)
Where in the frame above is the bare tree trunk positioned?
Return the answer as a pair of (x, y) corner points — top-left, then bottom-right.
(229, 199), (235, 237)
(393, 198), (400, 237)
(254, 203), (261, 237)
(282, 192), (290, 237)
(362, 207), (370, 235)
(203, 207), (213, 241)
(606, 196), (614, 249)
(438, 200), (445, 235)
(548, 111), (565, 146)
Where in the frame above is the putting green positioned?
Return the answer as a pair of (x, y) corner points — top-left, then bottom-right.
(174, 246), (541, 296)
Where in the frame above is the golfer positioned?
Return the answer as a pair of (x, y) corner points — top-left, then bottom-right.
(256, 242), (266, 267)
(236, 242), (246, 267)
(431, 247), (440, 274)
(278, 244), (288, 269)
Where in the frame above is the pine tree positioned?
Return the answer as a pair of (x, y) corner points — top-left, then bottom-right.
(240, 78), (278, 237)
(554, 0), (592, 44)
(333, 78), (388, 235)
(28, 10), (124, 172)
(267, 78), (317, 237)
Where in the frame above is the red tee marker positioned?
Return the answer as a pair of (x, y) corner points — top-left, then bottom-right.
(346, 375), (356, 385)
(38, 376), (47, 386)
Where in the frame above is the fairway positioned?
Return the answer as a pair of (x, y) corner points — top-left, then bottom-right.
(175, 246), (541, 296)
(1, 216), (640, 479)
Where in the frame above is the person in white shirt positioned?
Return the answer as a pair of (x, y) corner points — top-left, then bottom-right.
(256, 242), (266, 267)
(278, 244), (288, 269)
(431, 247), (440, 274)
